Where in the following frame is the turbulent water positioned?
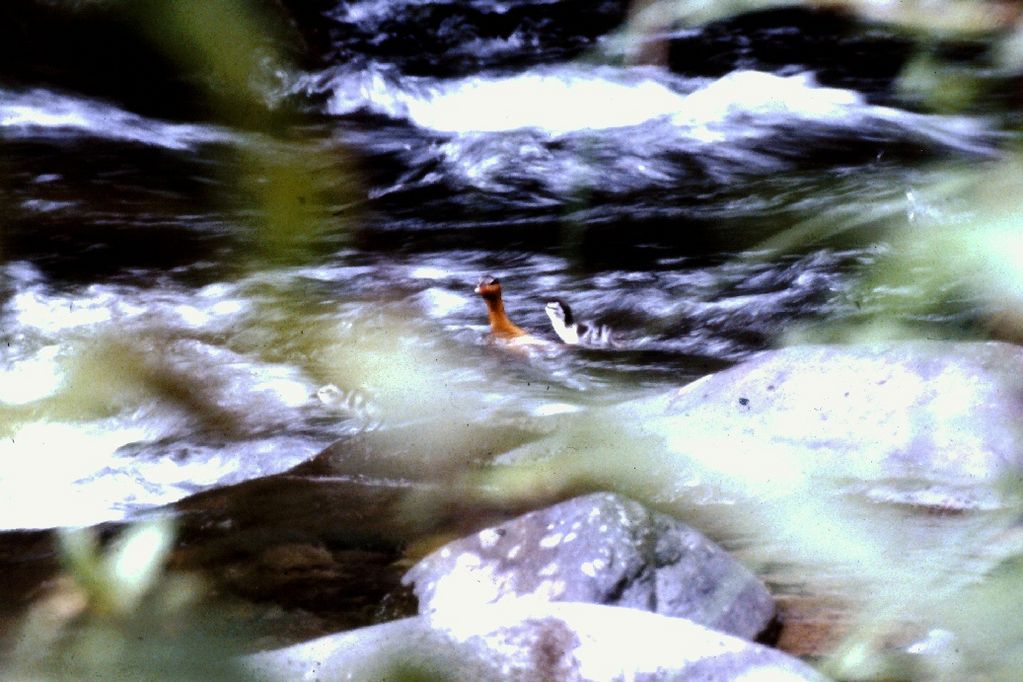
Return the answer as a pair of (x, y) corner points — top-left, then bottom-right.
(0, 0), (1007, 529)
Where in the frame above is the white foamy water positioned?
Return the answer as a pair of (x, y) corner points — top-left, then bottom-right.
(0, 88), (232, 150)
(0, 420), (161, 529)
(0, 254), (589, 529)
(313, 65), (992, 197)
(0, 241), (944, 530)
(322, 65), (989, 147)
(0, 345), (64, 405)
(322, 64), (690, 134)
(0, 263), (354, 529)
(405, 68), (684, 134)
(329, 0), (561, 27)
(0, 417), (328, 529)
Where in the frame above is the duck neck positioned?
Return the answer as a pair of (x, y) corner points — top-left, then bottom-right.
(485, 297), (526, 337)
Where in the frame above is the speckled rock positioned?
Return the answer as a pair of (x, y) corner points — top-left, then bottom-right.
(496, 342), (1023, 510)
(650, 341), (1023, 509)
(244, 601), (827, 681)
(402, 492), (776, 641)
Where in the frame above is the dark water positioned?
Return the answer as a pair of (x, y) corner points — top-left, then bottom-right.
(0, 1), (1010, 531)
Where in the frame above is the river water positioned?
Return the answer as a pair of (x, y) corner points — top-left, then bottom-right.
(0, 1), (1010, 533)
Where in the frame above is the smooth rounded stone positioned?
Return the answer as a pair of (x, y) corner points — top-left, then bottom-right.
(403, 492), (776, 641)
(650, 341), (1023, 509)
(243, 601), (827, 681)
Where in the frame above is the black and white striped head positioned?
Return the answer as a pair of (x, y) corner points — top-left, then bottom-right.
(545, 299), (575, 326)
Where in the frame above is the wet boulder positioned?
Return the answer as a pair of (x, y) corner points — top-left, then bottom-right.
(403, 492), (776, 641)
(648, 341), (1023, 509)
(244, 601), (827, 681)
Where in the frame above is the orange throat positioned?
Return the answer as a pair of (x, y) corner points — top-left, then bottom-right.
(483, 297), (527, 338)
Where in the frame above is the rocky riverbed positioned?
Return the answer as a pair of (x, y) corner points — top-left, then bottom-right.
(6, 340), (1023, 679)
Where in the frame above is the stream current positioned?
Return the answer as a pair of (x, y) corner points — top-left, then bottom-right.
(0, 1), (1008, 530)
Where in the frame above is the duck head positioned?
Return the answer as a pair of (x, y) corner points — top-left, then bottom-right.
(475, 275), (503, 302)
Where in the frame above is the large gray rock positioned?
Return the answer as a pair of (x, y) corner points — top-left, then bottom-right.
(647, 341), (1023, 508)
(497, 342), (1023, 509)
(244, 601), (827, 681)
(474, 342), (1023, 654)
(403, 492), (776, 641)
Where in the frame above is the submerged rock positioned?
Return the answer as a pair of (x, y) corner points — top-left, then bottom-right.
(403, 492), (776, 641)
(244, 601), (826, 681)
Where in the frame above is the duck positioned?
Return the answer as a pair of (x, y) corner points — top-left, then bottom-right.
(544, 299), (615, 347)
(475, 275), (551, 347)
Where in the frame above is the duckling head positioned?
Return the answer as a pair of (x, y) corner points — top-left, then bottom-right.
(545, 299), (575, 326)
(545, 298), (582, 344)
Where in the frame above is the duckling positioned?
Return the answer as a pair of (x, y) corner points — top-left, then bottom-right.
(475, 275), (550, 347)
(545, 299), (615, 347)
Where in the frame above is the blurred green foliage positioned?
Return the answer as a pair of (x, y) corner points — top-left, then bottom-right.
(119, 0), (359, 264)
(4, 0), (1023, 680)
(59, 518), (177, 616)
(3, 519), (250, 681)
